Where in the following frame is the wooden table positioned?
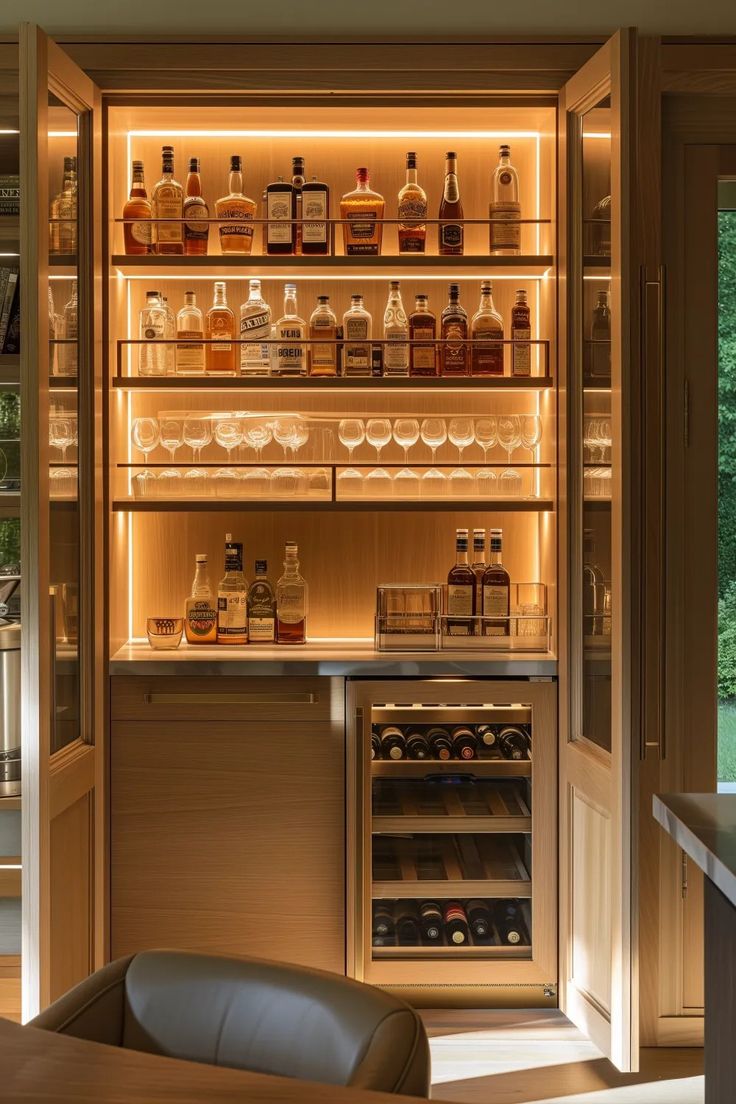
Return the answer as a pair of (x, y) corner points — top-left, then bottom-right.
(0, 1017), (429, 1103)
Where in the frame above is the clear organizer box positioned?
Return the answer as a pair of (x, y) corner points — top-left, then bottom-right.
(374, 585), (442, 651)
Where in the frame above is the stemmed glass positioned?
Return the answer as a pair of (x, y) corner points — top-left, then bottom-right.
(338, 418), (366, 462)
(290, 420), (310, 459)
(49, 417), (73, 462)
(183, 416), (212, 464)
(598, 417), (612, 463)
(448, 417), (475, 463)
(366, 418), (392, 463)
(131, 416), (160, 460)
(274, 418), (299, 462)
(242, 419), (273, 462)
(474, 416), (498, 463)
(520, 415), (542, 461)
(392, 418), (420, 464)
(215, 418), (244, 462)
(497, 414), (521, 464)
(159, 418), (183, 463)
(420, 418), (447, 463)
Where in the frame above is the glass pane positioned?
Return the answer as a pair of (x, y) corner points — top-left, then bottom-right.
(718, 183), (736, 789)
(47, 94), (80, 753)
(579, 98), (612, 751)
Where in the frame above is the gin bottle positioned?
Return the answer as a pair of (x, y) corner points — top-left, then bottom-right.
(138, 290), (166, 376)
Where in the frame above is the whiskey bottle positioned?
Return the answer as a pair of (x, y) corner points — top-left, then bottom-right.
(590, 290), (611, 379)
(438, 152), (463, 256)
(471, 528), (486, 612)
(395, 903), (421, 946)
(308, 295), (338, 377)
(405, 731), (430, 760)
(489, 144), (521, 255)
(451, 726), (477, 761)
(301, 174), (330, 255)
(471, 282), (504, 377)
(274, 284), (307, 377)
(266, 174), (295, 255)
(59, 283), (78, 377)
(419, 901), (443, 943)
(215, 155), (256, 255)
(340, 167), (384, 256)
(446, 528), (476, 635)
(444, 902), (469, 945)
(342, 294), (372, 376)
(276, 541), (307, 644)
(380, 725), (406, 760)
(183, 157), (209, 256)
(247, 560), (276, 643)
(57, 155), (78, 256)
(583, 528), (605, 636)
(217, 534), (248, 645)
(175, 291), (205, 376)
(206, 281), (237, 376)
(440, 284), (468, 377)
(481, 528), (510, 636)
(466, 899), (492, 940)
(511, 289), (532, 377)
(184, 553), (217, 644)
(383, 280), (409, 376)
(397, 151), (427, 254)
(151, 146), (184, 255)
(409, 294), (437, 377)
(239, 279), (272, 377)
(50, 156), (75, 255)
(426, 726), (452, 760)
(291, 156), (306, 255)
(123, 160), (152, 255)
(138, 290), (166, 377)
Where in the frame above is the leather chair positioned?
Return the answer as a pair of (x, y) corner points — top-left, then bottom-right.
(29, 950), (431, 1097)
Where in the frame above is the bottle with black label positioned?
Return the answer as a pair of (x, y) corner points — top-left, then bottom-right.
(266, 175), (295, 255)
(301, 174), (330, 255)
(246, 560), (276, 643)
(395, 902), (421, 946)
(481, 528), (511, 636)
(438, 152), (464, 256)
(426, 727), (452, 760)
(444, 901), (469, 944)
(451, 726), (477, 761)
(446, 528), (475, 636)
(419, 900), (443, 942)
(466, 899), (493, 940)
(380, 725), (406, 760)
(498, 726), (529, 760)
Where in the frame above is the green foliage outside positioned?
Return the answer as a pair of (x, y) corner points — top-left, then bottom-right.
(719, 211), (736, 779)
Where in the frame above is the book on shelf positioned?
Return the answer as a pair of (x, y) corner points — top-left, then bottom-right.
(0, 174), (20, 218)
(0, 267), (19, 353)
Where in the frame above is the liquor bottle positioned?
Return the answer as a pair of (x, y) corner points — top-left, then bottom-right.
(440, 284), (468, 377)
(405, 731), (430, 760)
(489, 144), (521, 255)
(184, 553), (217, 644)
(175, 291), (205, 376)
(444, 902), (469, 945)
(48, 287), (58, 375)
(59, 283), (78, 377)
(291, 156), (306, 255)
(217, 534), (248, 645)
(161, 295), (176, 374)
(380, 725), (406, 760)
(418, 901), (443, 943)
(481, 528), (510, 636)
(301, 174), (330, 256)
(446, 528), (476, 636)
(395, 902), (421, 946)
(495, 901), (529, 945)
(471, 282), (504, 377)
(151, 146), (184, 255)
(438, 152), (463, 256)
(266, 175), (295, 255)
(260, 189), (268, 254)
(476, 723), (498, 750)
(206, 281), (237, 376)
(276, 541), (307, 644)
(451, 726), (477, 761)
(426, 726), (452, 760)
(342, 294), (372, 376)
(591, 193), (612, 256)
(340, 167), (384, 257)
(274, 284), (307, 377)
(466, 899), (492, 940)
(138, 290), (166, 377)
(239, 279), (272, 377)
(409, 294), (437, 377)
(383, 280), (409, 376)
(308, 295), (338, 377)
(183, 157), (209, 256)
(498, 726), (529, 761)
(397, 151), (427, 254)
(57, 155), (78, 256)
(247, 560), (276, 643)
(590, 290), (611, 379)
(50, 156), (75, 255)
(373, 903), (395, 939)
(471, 528), (486, 612)
(511, 288), (532, 377)
(122, 160), (152, 255)
(371, 732), (381, 760)
(215, 155), (256, 255)
(583, 528), (606, 636)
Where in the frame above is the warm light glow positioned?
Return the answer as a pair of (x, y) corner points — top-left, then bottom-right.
(128, 129), (544, 140)
(115, 272), (554, 282)
(583, 133), (612, 139)
(0, 129), (19, 135)
(49, 131), (78, 138)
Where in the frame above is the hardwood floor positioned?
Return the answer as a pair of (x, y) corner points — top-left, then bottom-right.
(423, 1011), (704, 1103)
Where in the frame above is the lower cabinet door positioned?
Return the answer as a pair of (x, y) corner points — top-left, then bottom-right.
(111, 717), (345, 974)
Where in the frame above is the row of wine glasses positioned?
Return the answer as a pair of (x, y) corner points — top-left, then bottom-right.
(584, 466), (612, 499)
(336, 466), (531, 499)
(337, 415), (543, 464)
(584, 416), (612, 463)
(49, 413), (78, 462)
(131, 415), (306, 464)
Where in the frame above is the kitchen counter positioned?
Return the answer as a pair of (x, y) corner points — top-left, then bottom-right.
(653, 793), (736, 908)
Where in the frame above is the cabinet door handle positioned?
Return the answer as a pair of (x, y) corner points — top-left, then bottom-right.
(142, 691), (318, 705)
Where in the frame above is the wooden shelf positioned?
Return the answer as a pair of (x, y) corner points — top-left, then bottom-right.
(373, 878), (531, 899)
(371, 759), (531, 778)
(111, 254), (554, 278)
(373, 815), (531, 834)
(112, 497), (555, 513)
(112, 374), (554, 391)
(372, 943), (531, 958)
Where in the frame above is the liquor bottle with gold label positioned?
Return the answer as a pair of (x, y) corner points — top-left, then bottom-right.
(183, 157), (209, 256)
(206, 281), (236, 376)
(151, 146), (184, 255)
(122, 160), (152, 255)
(217, 535), (248, 645)
(481, 528), (510, 636)
(489, 144), (521, 255)
(471, 282), (504, 377)
(308, 294), (337, 377)
(511, 288), (532, 377)
(397, 151), (427, 254)
(446, 528), (476, 636)
(440, 283), (468, 377)
(276, 541), (307, 645)
(438, 152), (464, 256)
(409, 294), (437, 377)
(184, 553), (217, 644)
(340, 167), (384, 256)
(215, 155), (256, 255)
(383, 280), (409, 376)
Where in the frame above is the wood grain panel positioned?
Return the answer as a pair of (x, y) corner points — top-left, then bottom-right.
(49, 793), (93, 1003)
(111, 674), (342, 721)
(570, 787), (612, 1015)
(0, 955), (21, 1022)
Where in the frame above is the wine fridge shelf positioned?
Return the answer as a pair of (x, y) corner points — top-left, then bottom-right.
(372, 833), (530, 896)
(370, 760), (532, 779)
(372, 778), (531, 832)
(373, 878), (531, 899)
(111, 254), (554, 279)
(372, 942), (531, 958)
(374, 815), (530, 834)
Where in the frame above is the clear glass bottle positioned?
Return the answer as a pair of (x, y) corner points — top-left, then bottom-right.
(511, 288), (532, 377)
(247, 559), (276, 643)
(583, 528), (606, 636)
(274, 283), (307, 377)
(57, 155), (78, 256)
(471, 282), (504, 377)
(438, 152), (463, 256)
(383, 280), (409, 376)
(151, 145), (184, 255)
(276, 541), (307, 644)
(59, 282), (78, 377)
(206, 281), (236, 376)
(490, 144), (521, 255)
(239, 278), (272, 376)
(481, 528), (511, 636)
(409, 294), (437, 377)
(340, 167), (384, 256)
(217, 534), (248, 645)
(138, 289), (166, 376)
(123, 160), (152, 256)
(446, 527), (476, 636)
(49, 156), (74, 255)
(215, 155), (256, 255)
(440, 283), (468, 377)
(48, 285), (58, 375)
(175, 291), (205, 376)
(162, 294), (176, 374)
(308, 294), (338, 377)
(397, 151), (427, 254)
(342, 294), (372, 376)
(183, 156), (209, 256)
(590, 289), (611, 379)
(184, 553), (217, 644)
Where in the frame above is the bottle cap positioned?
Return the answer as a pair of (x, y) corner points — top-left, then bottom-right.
(389, 280), (400, 290)
(230, 155), (242, 171)
(189, 157), (199, 171)
(448, 283), (460, 296)
(317, 294), (330, 303)
(446, 151), (457, 160)
(195, 553), (207, 562)
(132, 159), (144, 171)
(406, 151), (417, 166)
(481, 282), (492, 293)
(356, 167), (369, 182)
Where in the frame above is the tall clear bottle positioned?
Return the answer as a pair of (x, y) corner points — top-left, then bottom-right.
(175, 291), (205, 376)
(162, 294), (176, 374)
(438, 152), (463, 256)
(489, 144), (521, 255)
(122, 160), (152, 256)
(239, 278), (272, 376)
(59, 282), (78, 377)
(49, 156), (75, 255)
(274, 283), (307, 377)
(383, 280), (409, 376)
(471, 282), (504, 377)
(397, 151), (427, 254)
(138, 289), (166, 377)
(217, 534), (248, 645)
(206, 281), (236, 376)
(276, 541), (307, 644)
(151, 145), (184, 255)
(184, 553), (217, 644)
(342, 294), (372, 377)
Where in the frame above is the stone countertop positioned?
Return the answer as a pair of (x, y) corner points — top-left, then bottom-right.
(654, 793), (736, 908)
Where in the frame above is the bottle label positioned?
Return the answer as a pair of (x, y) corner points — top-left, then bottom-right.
(472, 329), (504, 376)
(344, 317), (370, 373)
(210, 316), (232, 352)
(483, 584), (509, 635)
(345, 210), (380, 254)
(131, 220), (152, 245)
(302, 190), (328, 244)
(276, 325), (305, 373)
(412, 338), (435, 372)
(512, 325), (532, 376)
(310, 320), (336, 369)
(185, 598), (217, 640)
(218, 204), (255, 242)
(184, 197), (209, 240)
(176, 329), (205, 372)
(143, 320), (165, 340)
(443, 321), (467, 373)
(217, 592), (247, 637)
(248, 616), (275, 642)
(398, 195), (427, 250)
(154, 185), (183, 243)
(490, 201), (521, 249)
(440, 223), (463, 249)
(240, 309), (271, 369)
(277, 584), (306, 623)
(443, 177), (460, 204)
(267, 191), (293, 244)
(447, 583), (474, 624)
(383, 332), (409, 372)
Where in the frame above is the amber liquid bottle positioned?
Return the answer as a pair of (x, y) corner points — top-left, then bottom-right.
(511, 289), (532, 377)
(340, 167), (385, 256)
(481, 528), (511, 636)
(440, 283), (468, 377)
(438, 152), (464, 256)
(409, 294), (437, 377)
(122, 160), (152, 255)
(183, 157), (209, 256)
(215, 155), (256, 255)
(151, 145), (184, 255)
(397, 151), (427, 254)
(206, 281), (237, 376)
(446, 528), (476, 636)
(470, 282), (504, 377)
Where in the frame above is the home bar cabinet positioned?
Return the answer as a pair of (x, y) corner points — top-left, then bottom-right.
(13, 24), (664, 1071)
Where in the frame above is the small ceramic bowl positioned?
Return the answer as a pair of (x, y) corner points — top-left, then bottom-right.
(146, 617), (183, 650)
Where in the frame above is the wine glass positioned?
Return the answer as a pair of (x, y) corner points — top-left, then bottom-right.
(290, 420), (310, 459)
(598, 417), (612, 463)
(392, 418), (420, 464)
(474, 416), (498, 462)
(242, 419), (273, 462)
(159, 418), (183, 463)
(497, 414), (521, 464)
(183, 416), (212, 464)
(215, 418), (244, 462)
(338, 418), (366, 462)
(131, 416), (160, 460)
(366, 418), (392, 462)
(49, 417), (73, 462)
(274, 418), (298, 461)
(448, 417), (475, 462)
(420, 418), (447, 463)
(520, 415), (542, 461)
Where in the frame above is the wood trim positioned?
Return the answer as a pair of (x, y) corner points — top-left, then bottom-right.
(661, 43), (736, 93)
(49, 743), (95, 821)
